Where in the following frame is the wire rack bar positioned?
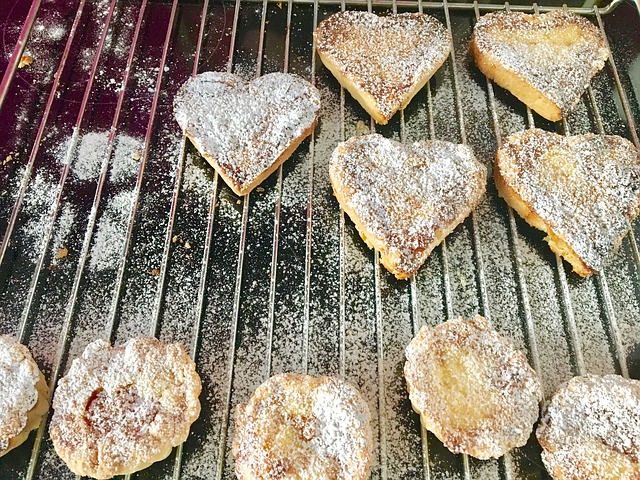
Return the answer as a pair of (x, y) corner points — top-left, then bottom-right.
(215, 1), (269, 476)
(473, 1), (543, 380)
(0, 0), (42, 111)
(302, 0), (320, 375)
(265, 0), (294, 380)
(221, 0), (624, 13)
(15, 0), (119, 338)
(20, 0), (125, 476)
(0, 0), (87, 268)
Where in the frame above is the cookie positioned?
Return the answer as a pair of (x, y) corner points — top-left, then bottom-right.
(329, 134), (486, 279)
(233, 373), (372, 479)
(495, 128), (640, 276)
(0, 335), (48, 457)
(50, 337), (201, 479)
(315, 11), (451, 124)
(537, 374), (640, 480)
(470, 10), (608, 121)
(404, 316), (542, 459)
(174, 72), (321, 195)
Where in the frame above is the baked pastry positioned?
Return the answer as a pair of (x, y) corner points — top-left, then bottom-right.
(314, 11), (451, 124)
(174, 72), (321, 196)
(0, 335), (48, 457)
(537, 374), (640, 480)
(495, 128), (640, 277)
(404, 315), (542, 459)
(233, 373), (372, 479)
(470, 10), (608, 121)
(329, 134), (486, 279)
(50, 337), (201, 479)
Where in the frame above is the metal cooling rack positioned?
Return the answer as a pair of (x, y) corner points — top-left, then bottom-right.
(0, 0), (639, 478)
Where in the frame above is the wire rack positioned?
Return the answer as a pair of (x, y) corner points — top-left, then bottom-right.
(0, 0), (639, 478)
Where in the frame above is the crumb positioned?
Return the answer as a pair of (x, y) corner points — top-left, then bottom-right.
(132, 151), (142, 161)
(55, 247), (68, 260)
(172, 235), (178, 243)
(256, 186), (265, 193)
(236, 199), (241, 205)
(356, 120), (369, 136)
(18, 55), (33, 68)
(2, 155), (11, 165)
(184, 242), (191, 250)
(151, 268), (160, 276)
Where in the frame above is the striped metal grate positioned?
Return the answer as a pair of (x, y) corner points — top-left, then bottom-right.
(0, 0), (639, 478)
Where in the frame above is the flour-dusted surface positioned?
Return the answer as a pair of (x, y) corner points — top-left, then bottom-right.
(0, 336), (42, 453)
(537, 374), (640, 479)
(314, 11), (451, 122)
(497, 128), (640, 273)
(329, 134), (487, 278)
(49, 337), (202, 479)
(471, 10), (609, 117)
(174, 72), (320, 195)
(232, 373), (372, 480)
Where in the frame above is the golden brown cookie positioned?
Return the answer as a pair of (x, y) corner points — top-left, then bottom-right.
(233, 373), (372, 479)
(174, 72), (321, 196)
(470, 10), (608, 121)
(0, 335), (48, 457)
(537, 374), (640, 480)
(329, 134), (486, 279)
(404, 315), (542, 459)
(315, 11), (451, 124)
(495, 128), (640, 276)
(50, 337), (201, 479)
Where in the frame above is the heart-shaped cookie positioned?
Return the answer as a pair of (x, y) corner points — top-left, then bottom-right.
(314, 11), (451, 125)
(470, 10), (608, 121)
(330, 134), (486, 279)
(174, 72), (321, 195)
(496, 128), (640, 276)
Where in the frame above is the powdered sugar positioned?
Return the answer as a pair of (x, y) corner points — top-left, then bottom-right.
(472, 10), (609, 118)
(330, 134), (487, 278)
(537, 374), (640, 478)
(49, 337), (201, 478)
(89, 190), (134, 271)
(0, 336), (42, 452)
(174, 72), (320, 194)
(315, 11), (451, 122)
(497, 128), (640, 273)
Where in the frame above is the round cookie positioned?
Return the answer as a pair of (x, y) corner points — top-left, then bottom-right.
(0, 335), (48, 457)
(404, 315), (542, 459)
(233, 373), (372, 479)
(50, 337), (201, 479)
(537, 374), (640, 480)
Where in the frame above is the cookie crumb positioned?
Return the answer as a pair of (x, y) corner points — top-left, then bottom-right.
(55, 247), (68, 260)
(18, 55), (33, 68)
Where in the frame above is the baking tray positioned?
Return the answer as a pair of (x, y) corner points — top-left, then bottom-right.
(0, 0), (639, 478)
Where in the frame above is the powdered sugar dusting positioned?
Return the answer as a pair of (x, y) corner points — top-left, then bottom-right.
(498, 128), (640, 273)
(472, 10), (608, 117)
(405, 316), (542, 459)
(330, 134), (486, 278)
(174, 72), (320, 194)
(315, 11), (451, 121)
(233, 374), (372, 479)
(0, 336), (42, 453)
(89, 190), (134, 271)
(537, 374), (640, 479)
(49, 337), (201, 478)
